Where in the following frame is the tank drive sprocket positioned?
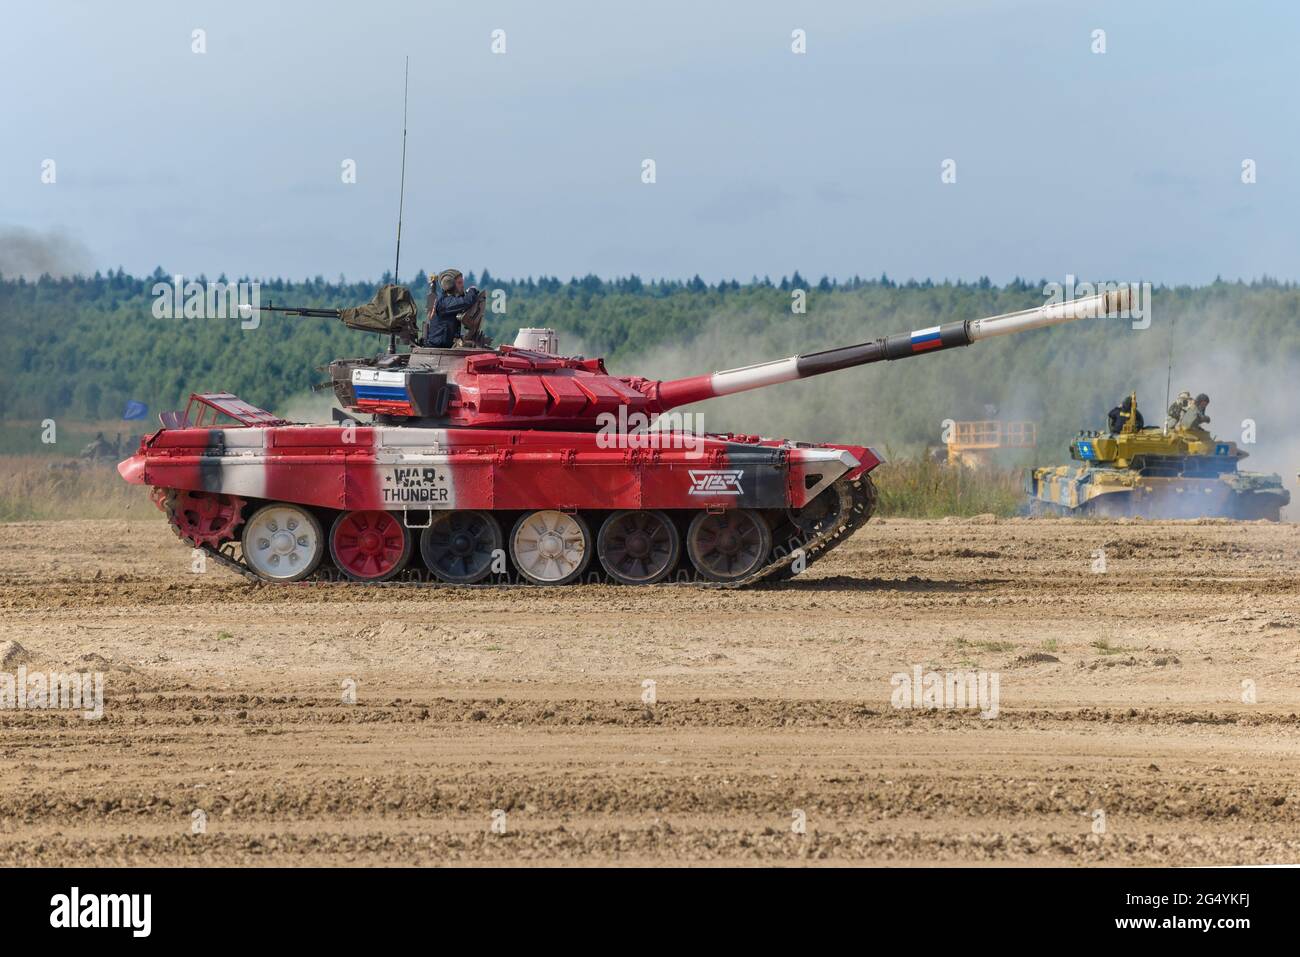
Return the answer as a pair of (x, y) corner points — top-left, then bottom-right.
(165, 489), (247, 548)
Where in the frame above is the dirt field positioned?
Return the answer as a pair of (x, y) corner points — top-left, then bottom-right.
(1, 516), (1297, 866)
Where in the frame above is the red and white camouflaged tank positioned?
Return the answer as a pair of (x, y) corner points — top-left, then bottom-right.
(118, 289), (1128, 586)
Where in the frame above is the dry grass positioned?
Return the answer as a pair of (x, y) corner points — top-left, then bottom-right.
(872, 457), (1024, 518)
(0, 456), (157, 522)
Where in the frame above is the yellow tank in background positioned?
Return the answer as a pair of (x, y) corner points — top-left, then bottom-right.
(1025, 392), (1290, 520)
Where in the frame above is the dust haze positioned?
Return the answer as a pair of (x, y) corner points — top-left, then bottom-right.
(0, 226), (93, 280)
(610, 297), (1298, 520)
(279, 390), (345, 424)
(1167, 346), (1300, 521)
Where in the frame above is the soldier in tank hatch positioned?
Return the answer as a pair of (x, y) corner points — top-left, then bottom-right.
(1178, 393), (1211, 432)
(424, 268), (486, 348)
(1166, 390), (1192, 430)
(1107, 395), (1144, 434)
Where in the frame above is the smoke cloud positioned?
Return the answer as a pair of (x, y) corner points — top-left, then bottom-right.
(0, 226), (93, 280)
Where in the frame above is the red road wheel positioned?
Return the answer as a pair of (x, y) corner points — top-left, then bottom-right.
(686, 508), (772, 583)
(328, 510), (412, 582)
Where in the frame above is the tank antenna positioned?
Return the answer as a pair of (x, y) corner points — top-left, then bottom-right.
(1162, 302), (1176, 434)
(390, 56), (410, 354)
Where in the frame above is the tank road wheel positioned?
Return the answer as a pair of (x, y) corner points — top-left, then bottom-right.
(241, 504), (325, 583)
(785, 486), (846, 540)
(329, 510), (412, 583)
(421, 511), (503, 584)
(686, 508), (772, 583)
(597, 510), (682, 585)
(509, 510), (593, 586)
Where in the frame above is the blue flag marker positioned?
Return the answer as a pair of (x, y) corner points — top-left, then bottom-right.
(123, 400), (148, 420)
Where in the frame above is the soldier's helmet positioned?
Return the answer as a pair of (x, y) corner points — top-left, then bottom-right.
(1195, 393), (1210, 406)
(436, 268), (462, 293)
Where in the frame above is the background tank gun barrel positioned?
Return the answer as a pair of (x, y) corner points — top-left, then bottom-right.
(652, 287), (1132, 411)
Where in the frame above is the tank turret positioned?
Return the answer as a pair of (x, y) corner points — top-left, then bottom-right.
(121, 288), (1136, 587)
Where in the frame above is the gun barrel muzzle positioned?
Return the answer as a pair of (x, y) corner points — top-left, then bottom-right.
(651, 287), (1138, 411)
(967, 286), (1133, 341)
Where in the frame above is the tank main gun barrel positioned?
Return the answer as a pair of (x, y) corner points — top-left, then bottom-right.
(652, 287), (1133, 411)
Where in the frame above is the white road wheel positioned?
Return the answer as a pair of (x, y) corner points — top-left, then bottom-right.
(509, 510), (592, 585)
(241, 504), (325, 582)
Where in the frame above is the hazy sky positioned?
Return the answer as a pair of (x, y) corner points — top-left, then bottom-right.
(3, 0), (1297, 284)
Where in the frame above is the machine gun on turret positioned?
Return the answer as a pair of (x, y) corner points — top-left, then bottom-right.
(258, 284), (420, 345)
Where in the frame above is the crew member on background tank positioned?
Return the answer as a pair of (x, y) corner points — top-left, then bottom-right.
(1178, 393), (1211, 431)
(1107, 395), (1144, 433)
(1166, 390), (1193, 430)
(424, 268), (485, 348)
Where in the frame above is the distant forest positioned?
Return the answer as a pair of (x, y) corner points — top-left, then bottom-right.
(2, 269), (1298, 463)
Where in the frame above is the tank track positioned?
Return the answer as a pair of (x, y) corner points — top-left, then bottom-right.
(722, 472), (876, 588)
(186, 474), (877, 589)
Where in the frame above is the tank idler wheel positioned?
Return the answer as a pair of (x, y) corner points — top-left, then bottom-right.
(329, 509), (412, 582)
(421, 510), (503, 584)
(510, 510), (592, 586)
(241, 504), (325, 582)
(785, 486), (845, 539)
(597, 509), (681, 585)
(686, 508), (772, 583)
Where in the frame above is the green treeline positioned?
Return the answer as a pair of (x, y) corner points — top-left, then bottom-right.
(2, 269), (1297, 461)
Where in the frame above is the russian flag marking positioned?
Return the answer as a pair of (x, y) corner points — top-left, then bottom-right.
(909, 326), (943, 353)
(354, 385), (408, 400)
(352, 368), (414, 413)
